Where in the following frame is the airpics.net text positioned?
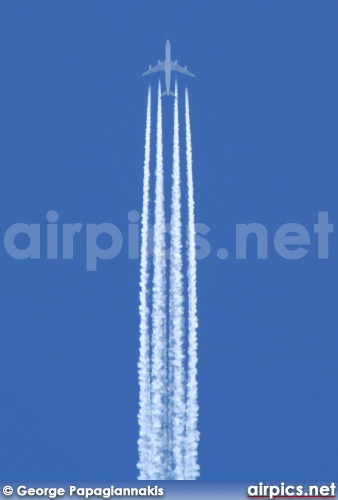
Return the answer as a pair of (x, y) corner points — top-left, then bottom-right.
(2, 210), (333, 271)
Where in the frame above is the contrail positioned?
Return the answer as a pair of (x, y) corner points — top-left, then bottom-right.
(184, 87), (200, 480)
(168, 80), (186, 479)
(137, 86), (152, 479)
(137, 82), (199, 480)
(150, 80), (167, 479)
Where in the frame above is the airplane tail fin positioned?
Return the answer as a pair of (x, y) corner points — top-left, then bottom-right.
(161, 91), (177, 98)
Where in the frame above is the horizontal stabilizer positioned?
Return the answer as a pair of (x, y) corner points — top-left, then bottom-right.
(161, 91), (177, 98)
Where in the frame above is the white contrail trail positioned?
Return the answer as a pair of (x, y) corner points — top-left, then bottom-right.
(137, 86), (152, 480)
(138, 82), (199, 480)
(168, 81), (186, 480)
(184, 87), (200, 480)
(151, 80), (167, 479)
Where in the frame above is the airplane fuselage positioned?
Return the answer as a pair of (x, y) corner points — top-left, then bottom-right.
(164, 40), (172, 96)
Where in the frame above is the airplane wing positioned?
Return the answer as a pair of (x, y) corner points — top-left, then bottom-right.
(171, 61), (195, 77)
(142, 61), (165, 76)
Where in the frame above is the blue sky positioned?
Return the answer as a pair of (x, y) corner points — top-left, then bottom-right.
(0, 1), (337, 481)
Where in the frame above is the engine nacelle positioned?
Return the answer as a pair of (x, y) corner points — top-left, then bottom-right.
(149, 65), (152, 69)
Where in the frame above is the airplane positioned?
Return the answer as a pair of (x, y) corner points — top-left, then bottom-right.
(142, 40), (195, 97)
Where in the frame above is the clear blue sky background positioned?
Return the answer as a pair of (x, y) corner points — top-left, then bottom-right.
(0, 1), (337, 481)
